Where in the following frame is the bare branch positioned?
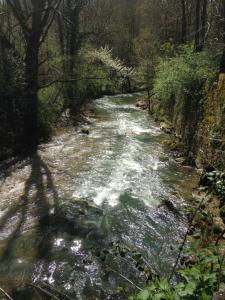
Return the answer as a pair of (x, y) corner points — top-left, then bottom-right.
(0, 288), (13, 300)
(39, 77), (108, 89)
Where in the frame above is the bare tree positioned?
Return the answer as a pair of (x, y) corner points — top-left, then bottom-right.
(194, 0), (208, 51)
(56, 0), (87, 111)
(199, 0), (208, 51)
(195, 0), (202, 51)
(220, 0), (225, 73)
(6, 0), (61, 150)
(180, 0), (187, 43)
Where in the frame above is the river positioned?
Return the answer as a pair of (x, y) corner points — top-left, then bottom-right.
(0, 94), (198, 299)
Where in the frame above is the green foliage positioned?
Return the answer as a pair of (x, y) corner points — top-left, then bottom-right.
(203, 171), (225, 198)
(0, 41), (26, 155)
(74, 45), (127, 99)
(153, 44), (218, 104)
(38, 85), (64, 139)
(130, 244), (225, 300)
(88, 46), (134, 76)
(37, 44), (128, 138)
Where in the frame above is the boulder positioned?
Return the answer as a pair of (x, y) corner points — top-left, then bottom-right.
(160, 122), (173, 134)
(213, 290), (225, 300)
(81, 128), (90, 135)
(136, 100), (148, 110)
(213, 217), (225, 233)
(158, 199), (181, 215)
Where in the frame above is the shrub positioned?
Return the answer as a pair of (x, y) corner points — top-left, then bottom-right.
(202, 170), (225, 199)
(153, 44), (218, 104)
(38, 85), (64, 139)
(130, 244), (225, 300)
(74, 45), (133, 98)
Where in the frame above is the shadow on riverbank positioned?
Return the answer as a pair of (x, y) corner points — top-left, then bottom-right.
(0, 153), (60, 299)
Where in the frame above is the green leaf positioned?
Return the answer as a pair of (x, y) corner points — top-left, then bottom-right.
(138, 289), (150, 300)
(203, 273), (217, 285)
(200, 291), (211, 300)
(159, 279), (169, 291)
(178, 281), (197, 297)
(154, 292), (166, 300)
(173, 293), (181, 300)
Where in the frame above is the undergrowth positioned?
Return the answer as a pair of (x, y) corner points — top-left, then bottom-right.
(130, 241), (225, 300)
(153, 44), (218, 104)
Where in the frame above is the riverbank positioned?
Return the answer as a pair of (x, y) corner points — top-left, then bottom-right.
(131, 187), (225, 300)
(132, 101), (225, 300)
(137, 76), (225, 172)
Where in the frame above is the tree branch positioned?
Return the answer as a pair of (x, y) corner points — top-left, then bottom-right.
(39, 77), (108, 89)
(6, 0), (30, 37)
(0, 288), (13, 300)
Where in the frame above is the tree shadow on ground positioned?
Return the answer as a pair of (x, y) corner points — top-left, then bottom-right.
(0, 152), (109, 300)
(0, 153), (60, 299)
(0, 153), (59, 260)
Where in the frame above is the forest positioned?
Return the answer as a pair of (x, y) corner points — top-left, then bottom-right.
(0, 0), (225, 161)
(0, 0), (225, 299)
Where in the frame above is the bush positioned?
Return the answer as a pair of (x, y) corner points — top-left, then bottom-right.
(38, 85), (64, 139)
(202, 170), (225, 199)
(153, 44), (218, 104)
(130, 244), (225, 300)
(74, 45), (131, 99)
(37, 45), (127, 139)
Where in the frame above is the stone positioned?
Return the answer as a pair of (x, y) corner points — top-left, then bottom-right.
(175, 157), (187, 164)
(136, 100), (148, 110)
(213, 217), (225, 233)
(160, 122), (173, 134)
(213, 290), (225, 300)
(81, 128), (90, 135)
(158, 199), (180, 215)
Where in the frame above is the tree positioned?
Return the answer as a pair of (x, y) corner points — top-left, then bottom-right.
(180, 0), (187, 43)
(6, 0), (61, 150)
(199, 0), (208, 51)
(195, 0), (202, 51)
(56, 0), (87, 111)
(194, 0), (208, 51)
(220, 0), (225, 73)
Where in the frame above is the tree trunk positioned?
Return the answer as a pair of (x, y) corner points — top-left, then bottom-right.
(24, 37), (40, 151)
(195, 0), (201, 51)
(57, 14), (65, 56)
(220, 0), (225, 73)
(220, 47), (225, 73)
(67, 5), (80, 74)
(5, 0), (57, 152)
(180, 0), (187, 43)
(147, 87), (151, 114)
(66, 3), (82, 113)
(199, 0), (208, 51)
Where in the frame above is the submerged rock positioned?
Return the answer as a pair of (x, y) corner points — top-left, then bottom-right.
(136, 100), (148, 110)
(81, 128), (90, 135)
(39, 198), (105, 240)
(157, 199), (181, 216)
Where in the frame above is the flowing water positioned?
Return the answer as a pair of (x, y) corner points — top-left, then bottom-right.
(0, 94), (198, 299)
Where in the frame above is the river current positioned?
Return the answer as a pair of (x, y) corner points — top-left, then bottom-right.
(0, 94), (198, 299)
